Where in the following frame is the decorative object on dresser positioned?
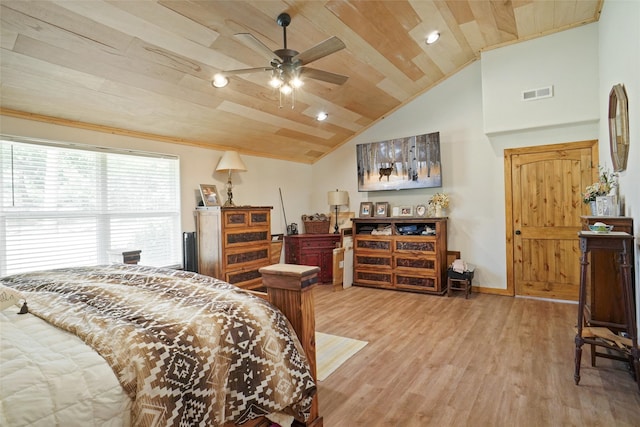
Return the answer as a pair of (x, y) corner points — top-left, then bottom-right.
(428, 192), (450, 217)
(199, 184), (221, 207)
(301, 213), (330, 234)
(285, 233), (341, 283)
(581, 166), (618, 216)
(359, 202), (373, 217)
(195, 206), (272, 290)
(415, 204), (427, 217)
(374, 202), (389, 217)
(398, 206), (413, 216)
(215, 151), (247, 207)
(327, 189), (349, 234)
(351, 217), (448, 294)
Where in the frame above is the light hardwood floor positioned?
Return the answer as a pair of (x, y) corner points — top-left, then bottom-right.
(313, 285), (640, 426)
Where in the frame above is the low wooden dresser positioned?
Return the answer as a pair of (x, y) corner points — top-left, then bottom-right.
(351, 217), (448, 294)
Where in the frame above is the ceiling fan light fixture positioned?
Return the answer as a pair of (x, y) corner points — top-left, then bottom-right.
(269, 76), (283, 88)
(425, 31), (440, 45)
(280, 83), (293, 95)
(212, 74), (229, 88)
(291, 77), (304, 88)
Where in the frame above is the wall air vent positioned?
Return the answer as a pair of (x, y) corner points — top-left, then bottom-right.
(522, 85), (554, 101)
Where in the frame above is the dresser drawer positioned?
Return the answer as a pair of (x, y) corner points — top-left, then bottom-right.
(393, 254), (436, 273)
(394, 272), (438, 292)
(355, 253), (392, 269)
(354, 237), (392, 254)
(301, 236), (340, 249)
(223, 244), (270, 271)
(354, 268), (392, 287)
(225, 267), (264, 289)
(394, 237), (437, 254)
(224, 229), (269, 248)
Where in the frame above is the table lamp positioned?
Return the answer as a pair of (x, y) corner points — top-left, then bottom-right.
(216, 151), (247, 207)
(327, 189), (349, 234)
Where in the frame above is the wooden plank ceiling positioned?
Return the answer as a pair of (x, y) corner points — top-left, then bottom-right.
(0, 1), (602, 163)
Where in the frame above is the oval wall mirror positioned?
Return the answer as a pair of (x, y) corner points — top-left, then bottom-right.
(608, 84), (630, 172)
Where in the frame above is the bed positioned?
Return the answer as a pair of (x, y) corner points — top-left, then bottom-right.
(0, 263), (323, 427)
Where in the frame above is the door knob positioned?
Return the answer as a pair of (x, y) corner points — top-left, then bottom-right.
(515, 230), (521, 235)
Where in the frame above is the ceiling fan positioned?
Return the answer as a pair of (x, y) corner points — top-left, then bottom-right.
(212, 12), (349, 101)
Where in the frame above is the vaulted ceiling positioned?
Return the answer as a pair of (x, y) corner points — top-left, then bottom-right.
(0, 1), (602, 163)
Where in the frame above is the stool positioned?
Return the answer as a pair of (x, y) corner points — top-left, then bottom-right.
(447, 267), (475, 298)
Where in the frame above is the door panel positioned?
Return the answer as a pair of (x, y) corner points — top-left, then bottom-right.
(507, 141), (597, 300)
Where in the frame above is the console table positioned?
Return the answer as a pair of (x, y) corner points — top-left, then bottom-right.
(574, 231), (639, 391)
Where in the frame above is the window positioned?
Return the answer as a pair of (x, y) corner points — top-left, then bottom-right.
(0, 136), (181, 276)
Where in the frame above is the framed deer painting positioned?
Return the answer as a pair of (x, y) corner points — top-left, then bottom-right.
(356, 132), (441, 192)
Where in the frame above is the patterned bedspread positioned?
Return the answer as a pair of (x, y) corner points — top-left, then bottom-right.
(1, 264), (315, 426)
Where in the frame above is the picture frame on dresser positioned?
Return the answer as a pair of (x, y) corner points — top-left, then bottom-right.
(375, 202), (390, 217)
(359, 202), (374, 217)
(415, 204), (427, 217)
(199, 184), (221, 207)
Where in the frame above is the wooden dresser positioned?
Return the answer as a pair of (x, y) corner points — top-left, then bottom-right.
(284, 234), (341, 283)
(196, 206), (272, 290)
(580, 216), (635, 329)
(351, 217), (448, 294)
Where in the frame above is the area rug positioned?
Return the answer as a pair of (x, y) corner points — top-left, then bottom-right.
(315, 332), (368, 381)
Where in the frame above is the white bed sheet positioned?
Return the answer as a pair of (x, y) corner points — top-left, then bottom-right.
(0, 308), (130, 426)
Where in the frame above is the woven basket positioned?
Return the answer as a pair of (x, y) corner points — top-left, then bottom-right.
(304, 220), (330, 234)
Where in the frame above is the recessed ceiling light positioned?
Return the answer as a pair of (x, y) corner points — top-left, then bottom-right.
(426, 31), (440, 45)
(212, 74), (228, 88)
(316, 112), (328, 121)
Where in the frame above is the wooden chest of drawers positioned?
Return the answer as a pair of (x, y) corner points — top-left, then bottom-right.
(196, 206), (272, 290)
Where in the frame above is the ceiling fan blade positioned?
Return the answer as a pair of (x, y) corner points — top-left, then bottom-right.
(300, 67), (349, 85)
(220, 67), (272, 76)
(235, 33), (281, 64)
(293, 36), (346, 65)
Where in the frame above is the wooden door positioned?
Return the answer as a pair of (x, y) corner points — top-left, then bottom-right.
(505, 141), (597, 300)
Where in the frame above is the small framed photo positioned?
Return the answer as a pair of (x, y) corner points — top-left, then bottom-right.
(375, 202), (390, 217)
(399, 206), (413, 216)
(415, 204), (427, 217)
(199, 184), (221, 207)
(359, 202), (374, 217)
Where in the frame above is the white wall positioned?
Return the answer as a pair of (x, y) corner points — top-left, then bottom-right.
(482, 24), (599, 135)
(0, 115), (313, 236)
(598, 0), (640, 327)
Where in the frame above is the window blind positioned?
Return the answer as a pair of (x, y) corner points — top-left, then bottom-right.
(0, 136), (181, 276)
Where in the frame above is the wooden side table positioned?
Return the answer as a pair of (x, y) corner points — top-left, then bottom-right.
(574, 231), (639, 391)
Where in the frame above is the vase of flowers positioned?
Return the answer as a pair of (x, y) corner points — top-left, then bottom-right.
(582, 166), (618, 216)
(429, 192), (449, 217)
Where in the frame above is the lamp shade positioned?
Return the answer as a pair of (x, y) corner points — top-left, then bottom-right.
(215, 151), (247, 172)
(327, 190), (348, 206)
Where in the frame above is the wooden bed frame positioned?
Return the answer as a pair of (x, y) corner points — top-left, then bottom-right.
(226, 263), (323, 427)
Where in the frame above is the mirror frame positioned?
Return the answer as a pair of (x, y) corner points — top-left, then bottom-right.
(608, 84), (630, 172)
